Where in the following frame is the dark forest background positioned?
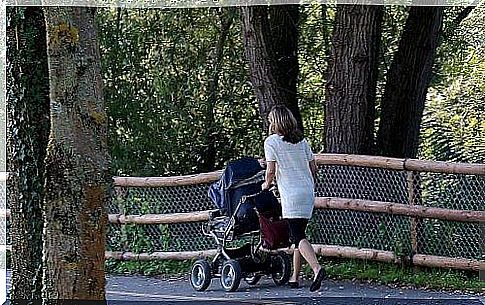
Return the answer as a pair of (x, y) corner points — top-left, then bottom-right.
(96, 6), (485, 176)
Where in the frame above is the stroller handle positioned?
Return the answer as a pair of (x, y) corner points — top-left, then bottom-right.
(243, 185), (278, 200)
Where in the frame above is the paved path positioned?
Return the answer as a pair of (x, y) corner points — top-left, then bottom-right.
(5, 271), (485, 304)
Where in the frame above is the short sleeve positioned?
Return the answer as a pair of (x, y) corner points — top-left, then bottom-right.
(304, 139), (314, 161)
(264, 137), (277, 162)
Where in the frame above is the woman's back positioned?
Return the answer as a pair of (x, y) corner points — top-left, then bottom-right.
(264, 134), (314, 219)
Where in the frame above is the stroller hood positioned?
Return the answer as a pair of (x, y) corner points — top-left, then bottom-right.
(208, 157), (264, 215)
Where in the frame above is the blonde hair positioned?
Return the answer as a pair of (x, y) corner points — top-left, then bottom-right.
(268, 105), (303, 144)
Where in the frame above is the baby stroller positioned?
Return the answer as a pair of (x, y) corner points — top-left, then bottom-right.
(189, 157), (292, 292)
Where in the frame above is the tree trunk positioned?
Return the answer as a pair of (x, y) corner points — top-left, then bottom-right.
(325, 5), (383, 154)
(376, 7), (444, 158)
(42, 7), (109, 303)
(6, 6), (50, 303)
(241, 5), (303, 132)
(322, 5), (384, 257)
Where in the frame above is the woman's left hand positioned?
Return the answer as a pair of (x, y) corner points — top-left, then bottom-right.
(261, 182), (270, 190)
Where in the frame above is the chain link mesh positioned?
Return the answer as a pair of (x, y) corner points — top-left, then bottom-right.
(108, 184), (217, 252)
(3, 165), (483, 262)
(107, 165), (484, 261)
(413, 172), (484, 260)
(0, 181), (6, 248)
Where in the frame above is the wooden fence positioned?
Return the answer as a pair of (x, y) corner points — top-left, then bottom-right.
(108, 154), (485, 271)
(3, 155), (485, 271)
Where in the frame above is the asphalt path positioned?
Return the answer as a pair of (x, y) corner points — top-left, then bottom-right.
(5, 271), (484, 305)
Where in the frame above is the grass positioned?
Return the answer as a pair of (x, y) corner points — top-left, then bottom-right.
(106, 257), (485, 294)
(106, 258), (195, 277)
(306, 258), (484, 294)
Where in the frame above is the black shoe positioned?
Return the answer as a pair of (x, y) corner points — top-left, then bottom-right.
(309, 268), (326, 292)
(288, 281), (300, 289)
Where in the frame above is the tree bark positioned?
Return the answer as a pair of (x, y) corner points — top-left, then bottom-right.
(6, 7), (50, 303)
(241, 5), (303, 132)
(325, 5), (383, 154)
(42, 7), (109, 303)
(376, 7), (444, 158)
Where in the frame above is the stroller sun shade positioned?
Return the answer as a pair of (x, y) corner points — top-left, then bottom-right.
(208, 157), (264, 217)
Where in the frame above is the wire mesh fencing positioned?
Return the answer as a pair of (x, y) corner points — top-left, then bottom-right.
(108, 163), (484, 263)
(108, 184), (216, 253)
(3, 159), (483, 266)
(0, 179), (6, 249)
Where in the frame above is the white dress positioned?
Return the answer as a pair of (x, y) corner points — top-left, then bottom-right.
(264, 134), (315, 219)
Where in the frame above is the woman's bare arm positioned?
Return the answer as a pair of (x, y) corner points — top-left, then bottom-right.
(262, 161), (276, 190)
(309, 160), (317, 182)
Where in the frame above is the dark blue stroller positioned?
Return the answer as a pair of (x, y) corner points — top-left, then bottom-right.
(189, 157), (291, 292)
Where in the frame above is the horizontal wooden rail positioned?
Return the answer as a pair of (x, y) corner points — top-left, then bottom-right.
(3, 246), (478, 271)
(1, 245), (11, 252)
(306, 245), (483, 271)
(1, 209), (9, 218)
(113, 155), (484, 188)
(4, 195), (483, 223)
(113, 171), (223, 187)
(316, 154), (485, 175)
(108, 210), (213, 224)
(411, 254), (484, 271)
(105, 245), (484, 271)
(106, 250), (217, 261)
(314, 154), (405, 171)
(314, 197), (485, 223)
(311, 245), (400, 264)
(404, 159), (485, 175)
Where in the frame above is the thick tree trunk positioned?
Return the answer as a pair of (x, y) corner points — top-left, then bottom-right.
(325, 5), (383, 154)
(6, 7), (50, 303)
(376, 7), (444, 158)
(241, 5), (303, 132)
(42, 7), (109, 303)
(323, 5), (384, 256)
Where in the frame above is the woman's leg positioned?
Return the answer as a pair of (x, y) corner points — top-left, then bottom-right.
(287, 218), (325, 289)
(298, 239), (321, 276)
(299, 238), (326, 291)
(290, 248), (301, 283)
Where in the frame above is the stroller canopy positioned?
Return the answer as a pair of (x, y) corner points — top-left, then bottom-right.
(208, 157), (264, 216)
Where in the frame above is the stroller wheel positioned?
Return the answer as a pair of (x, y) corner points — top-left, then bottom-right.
(220, 259), (242, 292)
(190, 259), (212, 291)
(244, 274), (262, 285)
(271, 251), (291, 286)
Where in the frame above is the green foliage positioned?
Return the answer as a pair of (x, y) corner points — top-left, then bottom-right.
(94, 6), (484, 275)
(320, 258), (484, 293)
(97, 5), (339, 176)
(97, 8), (262, 176)
(420, 7), (485, 163)
(376, 6), (408, 108)
(106, 258), (194, 276)
(97, 5), (485, 173)
(298, 4), (333, 151)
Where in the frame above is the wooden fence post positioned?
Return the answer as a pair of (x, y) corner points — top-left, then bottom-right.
(407, 170), (423, 262)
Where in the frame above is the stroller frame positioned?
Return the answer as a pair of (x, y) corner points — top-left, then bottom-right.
(203, 190), (263, 260)
(190, 172), (291, 292)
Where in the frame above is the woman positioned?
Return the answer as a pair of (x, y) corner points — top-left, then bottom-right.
(261, 105), (326, 292)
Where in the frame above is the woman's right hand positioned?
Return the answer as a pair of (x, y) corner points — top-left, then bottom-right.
(261, 182), (270, 190)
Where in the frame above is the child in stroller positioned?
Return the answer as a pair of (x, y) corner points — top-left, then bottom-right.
(190, 157), (292, 292)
